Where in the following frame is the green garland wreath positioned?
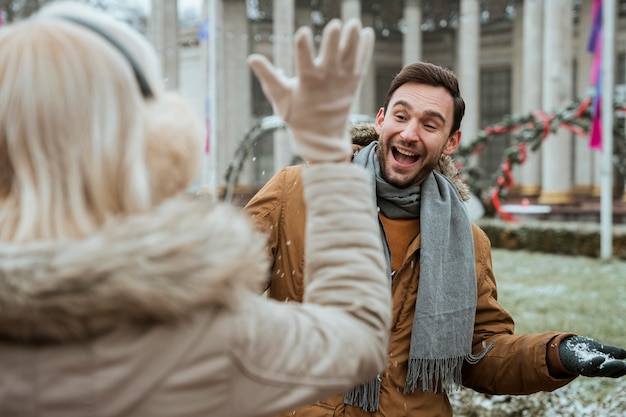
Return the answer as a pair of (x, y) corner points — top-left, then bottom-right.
(454, 96), (626, 218)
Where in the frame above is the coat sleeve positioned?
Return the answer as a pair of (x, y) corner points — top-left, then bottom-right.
(229, 163), (392, 417)
(461, 224), (577, 394)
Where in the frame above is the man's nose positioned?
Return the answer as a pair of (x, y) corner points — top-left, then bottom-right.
(399, 120), (419, 142)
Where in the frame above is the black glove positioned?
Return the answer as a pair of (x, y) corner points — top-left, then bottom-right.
(558, 335), (626, 378)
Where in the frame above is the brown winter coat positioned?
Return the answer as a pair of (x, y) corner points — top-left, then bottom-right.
(0, 164), (391, 417)
(243, 125), (576, 417)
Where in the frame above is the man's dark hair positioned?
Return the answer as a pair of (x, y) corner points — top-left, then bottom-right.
(382, 62), (465, 135)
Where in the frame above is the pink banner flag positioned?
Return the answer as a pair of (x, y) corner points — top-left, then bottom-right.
(588, 0), (603, 150)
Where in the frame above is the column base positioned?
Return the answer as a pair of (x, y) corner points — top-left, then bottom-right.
(516, 185), (542, 198)
(572, 184), (593, 197)
(538, 191), (574, 205)
(590, 185), (623, 199)
(590, 186), (602, 197)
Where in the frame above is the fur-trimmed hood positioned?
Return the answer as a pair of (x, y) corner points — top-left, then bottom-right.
(350, 124), (470, 201)
(0, 197), (268, 344)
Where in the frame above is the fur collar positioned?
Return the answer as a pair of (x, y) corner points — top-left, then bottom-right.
(0, 197), (268, 343)
(350, 124), (470, 201)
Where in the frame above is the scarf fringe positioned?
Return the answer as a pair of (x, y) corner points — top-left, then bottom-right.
(344, 347), (495, 411)
(404, 357), (464, 395)
(403, 341), (495, 396)
(343, 375), (381, 412)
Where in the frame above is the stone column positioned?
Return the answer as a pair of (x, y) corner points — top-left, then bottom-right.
(220, 0), (252, 183)
(148, 0), (179, 89)
(272, 0), (295, 172)
(457, 0), (481, 157)
(574, 0), (595, 198)
(538, 0), (574, 204)
(510, 2), (524, 196)
(360, 10), (377, 116)
(403, 0), (423, 66)
(592, 152), (602, 196)
(519, 0), (543, 198)
(341, 0), (364, 115)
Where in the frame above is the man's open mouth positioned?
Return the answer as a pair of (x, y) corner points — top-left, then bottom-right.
(392, 147), (420, 165)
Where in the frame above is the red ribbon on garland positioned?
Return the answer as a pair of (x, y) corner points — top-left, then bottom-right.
(576, 96), (593, 118)
(560, 122), (588, 138)
(532, 110), (554, 141)
(491, 188), (518, 222)
(491, 142), (529, 223)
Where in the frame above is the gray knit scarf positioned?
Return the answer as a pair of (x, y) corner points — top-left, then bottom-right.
(345, 142), (492, 412)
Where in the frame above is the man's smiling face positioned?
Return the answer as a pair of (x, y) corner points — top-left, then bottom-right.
(374, 82), (461, 188)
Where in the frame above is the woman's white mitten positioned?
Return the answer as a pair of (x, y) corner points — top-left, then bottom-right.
(247, 18), (374, 162)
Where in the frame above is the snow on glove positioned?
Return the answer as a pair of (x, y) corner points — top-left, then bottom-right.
(558, 335), (626, 378)
(247, 18), (374, 162)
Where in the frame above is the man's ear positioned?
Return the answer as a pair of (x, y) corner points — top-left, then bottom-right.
(144, 92), (204, 204)
(374, 107), (385, 134)
(443, 130), (461, 155)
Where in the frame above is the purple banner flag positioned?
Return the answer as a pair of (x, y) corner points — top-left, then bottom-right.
(588, 0), (603, 150)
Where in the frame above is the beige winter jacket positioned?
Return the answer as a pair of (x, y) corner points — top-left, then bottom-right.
(0, 163), (391, 417)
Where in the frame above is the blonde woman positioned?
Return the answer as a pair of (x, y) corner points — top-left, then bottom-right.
(0, 2), (390, 416)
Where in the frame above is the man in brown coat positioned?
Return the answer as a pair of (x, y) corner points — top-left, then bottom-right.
(244, 61), (626, 417)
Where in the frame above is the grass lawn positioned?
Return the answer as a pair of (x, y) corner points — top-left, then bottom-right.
(449, 248), (626, 416)
(491, 248), (626, 347)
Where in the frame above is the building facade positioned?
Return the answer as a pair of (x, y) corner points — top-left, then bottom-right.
(167, 0), (626, 208)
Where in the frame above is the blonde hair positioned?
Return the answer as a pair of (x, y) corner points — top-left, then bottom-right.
(0, 2), (203, 242)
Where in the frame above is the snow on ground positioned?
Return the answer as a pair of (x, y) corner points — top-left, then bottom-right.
(449, 378), (626, 416)
(448, 248), (626, 416)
